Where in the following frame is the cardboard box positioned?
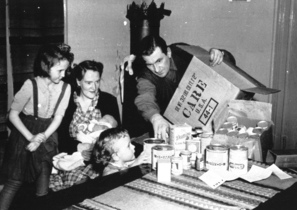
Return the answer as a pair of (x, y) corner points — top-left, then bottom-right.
(164, 45), (279, 131)
(266, 150), (297, 168)
(212, 100), (274, 162)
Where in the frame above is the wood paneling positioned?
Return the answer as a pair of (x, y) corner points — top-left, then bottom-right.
(272, 0), (297, 149)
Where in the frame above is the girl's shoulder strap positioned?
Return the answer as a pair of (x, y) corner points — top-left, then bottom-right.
(29, 78), (38, 119)
(52, 82), (68, 116)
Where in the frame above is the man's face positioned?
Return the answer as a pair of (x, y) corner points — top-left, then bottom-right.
(142, 47), (170, 78)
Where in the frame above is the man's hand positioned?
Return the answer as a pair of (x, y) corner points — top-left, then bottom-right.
(209, 48), (224, 67)
(120, 54), (136, 75)
(150, 114), (170, 141)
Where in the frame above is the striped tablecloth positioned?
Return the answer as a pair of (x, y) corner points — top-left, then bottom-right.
(70, 164), (297, 210)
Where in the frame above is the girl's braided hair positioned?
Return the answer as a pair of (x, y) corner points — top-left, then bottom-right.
(91, 127), (129, 175)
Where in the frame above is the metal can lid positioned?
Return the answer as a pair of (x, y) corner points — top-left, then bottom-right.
(180, 150), (191, 155)
(144, 138), (165, 144)
(152, 145), (173, 151)
(230, 145), (248, 151)
(207, 144), (228, 151)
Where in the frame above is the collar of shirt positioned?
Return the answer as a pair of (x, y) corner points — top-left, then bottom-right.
(35, 76), (62, 95)
(164, 56), (178, 82)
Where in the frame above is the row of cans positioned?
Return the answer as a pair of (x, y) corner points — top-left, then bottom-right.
(206, 144), (248, 175)
(144, 138), (248, 175)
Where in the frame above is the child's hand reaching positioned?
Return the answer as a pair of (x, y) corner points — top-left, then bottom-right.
(130, 151), (150, 167)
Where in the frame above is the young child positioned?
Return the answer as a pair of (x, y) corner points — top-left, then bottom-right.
(91, 127), (149, 176)
(49, 127), (148, 192)
(0, 43), (74, 210)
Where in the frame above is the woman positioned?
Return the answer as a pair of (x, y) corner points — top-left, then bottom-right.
(58, 60), (121, 156)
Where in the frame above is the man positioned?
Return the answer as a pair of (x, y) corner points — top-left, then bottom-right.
(121, 35), (235, 141)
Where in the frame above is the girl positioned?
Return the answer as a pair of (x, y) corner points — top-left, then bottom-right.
(0, 43), (74, 210)
(91, 127), (149, 176)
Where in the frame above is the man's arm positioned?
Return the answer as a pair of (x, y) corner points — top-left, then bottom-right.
(135, 78), (170, 141)
(134, 78), (160, 121)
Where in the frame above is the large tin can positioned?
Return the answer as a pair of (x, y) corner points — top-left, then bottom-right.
(205, 144), (229, 171)
(143, 138), (166, 164)
(152, 145), (175, 170)
(229, 145), (248, 175)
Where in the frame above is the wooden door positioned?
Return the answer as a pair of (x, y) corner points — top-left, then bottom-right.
(272, 0), (297, 149)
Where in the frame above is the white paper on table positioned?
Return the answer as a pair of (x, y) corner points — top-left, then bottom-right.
(266, 164), (292, 180)
(240, 165), (272, 182)
(217, 170), (241, 181)
(199, 170), (226, 189)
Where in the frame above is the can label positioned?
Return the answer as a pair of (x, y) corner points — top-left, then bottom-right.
(229, 145), (248, 175)
(186, 137), (201, 163)
(180, 150), (192, 170)
(171, 156), (183, 175)
(152, 145), (174, 170)
(205, 144), (228, 171)
(143, 138), (166, 164)
(169, 124), (192, 152)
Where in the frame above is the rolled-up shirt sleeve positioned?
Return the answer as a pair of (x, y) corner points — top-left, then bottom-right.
(134, 78), (160, 121)
(10, 79), (32, 112)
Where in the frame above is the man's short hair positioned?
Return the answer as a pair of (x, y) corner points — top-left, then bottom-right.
(138, 35), (167, 56)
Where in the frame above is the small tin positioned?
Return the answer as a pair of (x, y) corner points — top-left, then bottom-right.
(205, 144), (229, 171)
(195, 153), (204, 171)
(199, 132), (213, 155)
(221, 122), (233, 131)
(143, 138), (166, 164)
(257, 120), (269, 130)
(229, 145), (248, 175)
(186, 137), (201, 165)
(152, 145), (174, 170)
(216, 128), (228, 135)
(171, 156), (183, 176)
(180, 150), (192, 170)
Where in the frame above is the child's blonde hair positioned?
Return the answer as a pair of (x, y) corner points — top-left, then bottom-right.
(91, 127), (129, 175)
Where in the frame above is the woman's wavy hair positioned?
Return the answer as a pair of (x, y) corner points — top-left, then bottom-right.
(34, 43), (74, 77)
(91, 127), (129, 175)
(67, 60), (103, 95)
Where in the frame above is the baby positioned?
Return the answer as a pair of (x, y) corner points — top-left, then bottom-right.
(76, 115), (118, 161)
(91, 127), (149, 176)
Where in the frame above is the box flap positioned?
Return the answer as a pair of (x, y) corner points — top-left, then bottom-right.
(228, 100), (272, 121)
(242, 86), (281, 95)
(176, 45), (280, 95)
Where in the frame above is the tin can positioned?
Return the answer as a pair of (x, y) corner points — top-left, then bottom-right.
(195, 153), (204, 171)
(229, 145), (248, 175)
(205, 144), (229, 171)
(180, 150), (192, 170)
(169, 124), (192, 152)
(257, 120), (269, 130)
(186, 137), (201, 165)
(171, 156), (183, 175)
(143, 138), (166, 164)
(199, 132), (213, 155)
(226, 116), (238, 130)
(152, 145), (174, 170)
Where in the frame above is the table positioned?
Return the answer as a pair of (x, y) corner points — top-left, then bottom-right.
(68, 161), (297, 210)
